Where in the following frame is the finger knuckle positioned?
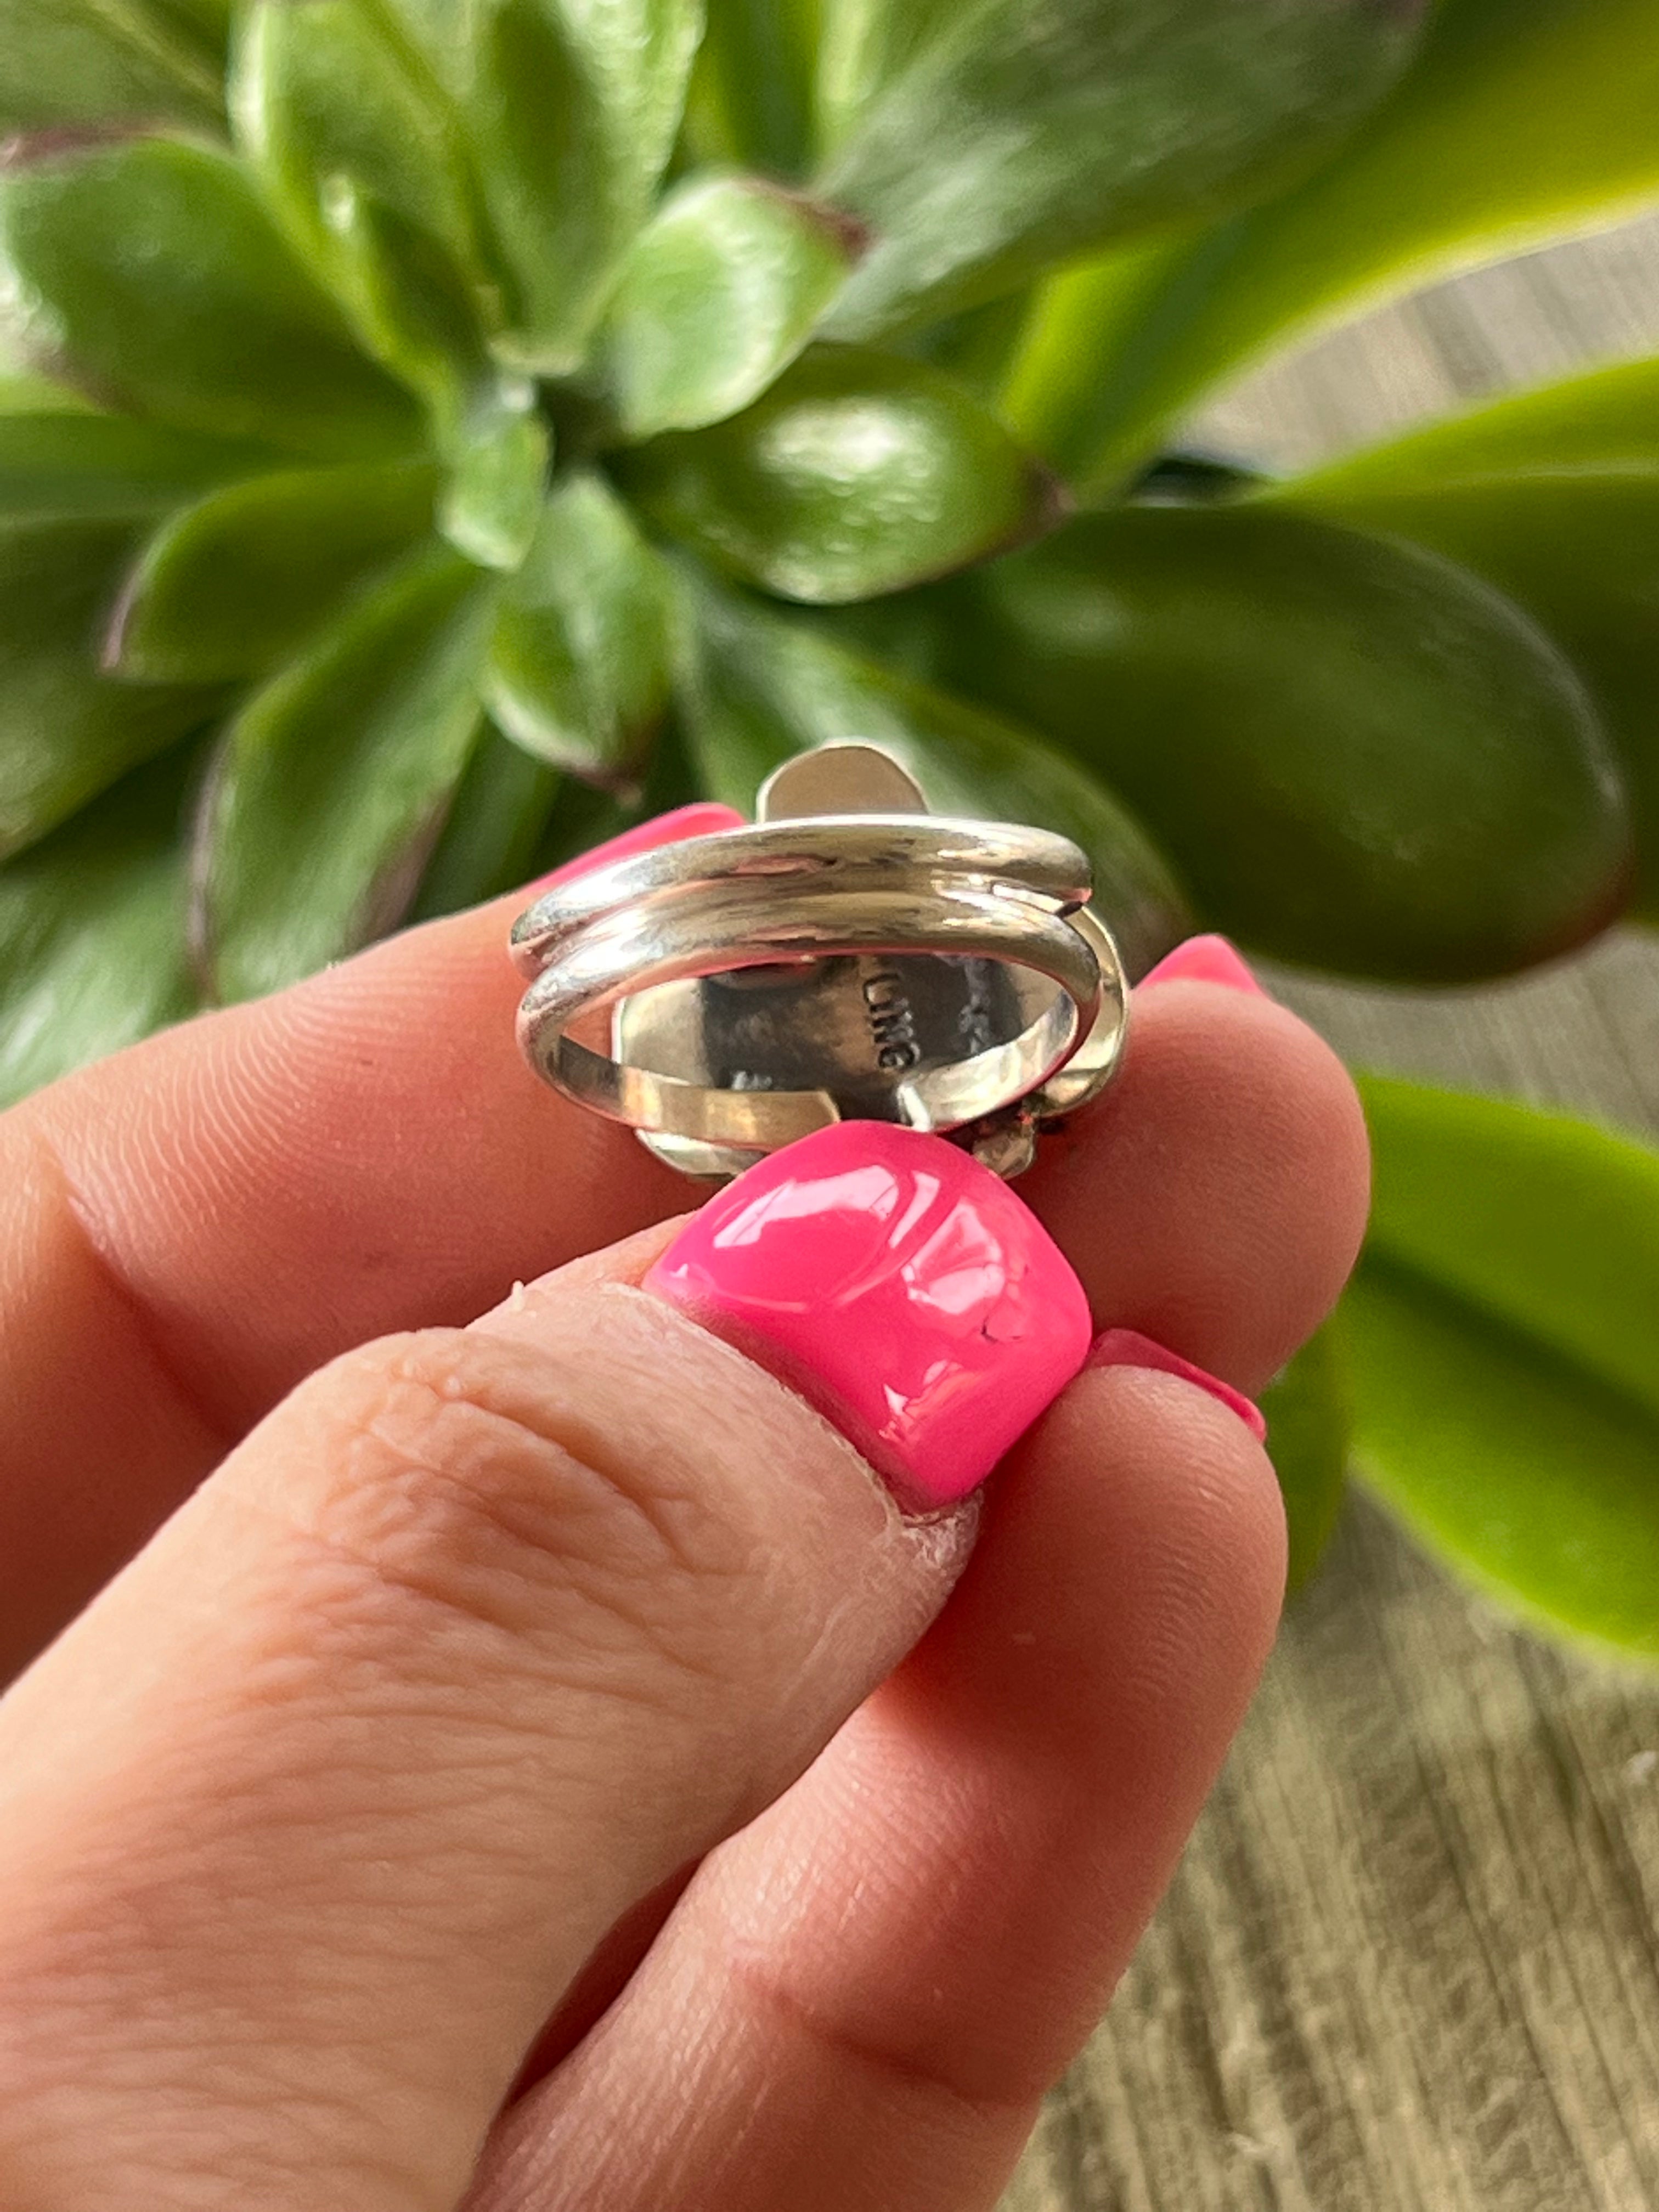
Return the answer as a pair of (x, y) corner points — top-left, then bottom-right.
(246, 1328), (767, 1688)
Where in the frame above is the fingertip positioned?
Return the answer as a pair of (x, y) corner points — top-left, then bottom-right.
(1086, 1326), (1267, 1442)
(1028, 981), (1371, 1392)
(1138, 932), (1265, 997)
(650, 1335), (1293, 2132)
(1007, 1361), (1288, 1741)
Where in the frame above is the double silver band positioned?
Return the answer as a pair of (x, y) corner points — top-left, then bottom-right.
(512, 807), (1128, 1180)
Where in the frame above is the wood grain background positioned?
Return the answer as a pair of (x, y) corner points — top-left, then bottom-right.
(1000, 216), (1659, 2212)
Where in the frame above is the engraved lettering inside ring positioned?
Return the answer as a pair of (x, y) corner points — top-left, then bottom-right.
(611, 952), (1045, 1121)
(510, 744), (1131, 1181)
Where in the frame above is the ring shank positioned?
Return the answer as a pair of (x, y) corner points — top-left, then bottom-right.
(510, 816), (1093, 978)
(514, 814), (1127, 1169)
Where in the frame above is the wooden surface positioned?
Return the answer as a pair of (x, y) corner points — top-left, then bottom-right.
(1001, 217), (1659, 2211)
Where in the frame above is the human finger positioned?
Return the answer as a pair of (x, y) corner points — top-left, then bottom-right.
(1020, 937), (1367, 1392)
(0, 805), (741, 1675)
(0, 1123), (1090, 2209)
(467, 1358), (1284, 2212)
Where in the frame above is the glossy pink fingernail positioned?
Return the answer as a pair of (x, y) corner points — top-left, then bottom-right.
(1087, 1328), (1267, 1442)
(1138, 934), (1264, 996)
(527, 802), (746, 895)
(646, 1122), (1093, 1512)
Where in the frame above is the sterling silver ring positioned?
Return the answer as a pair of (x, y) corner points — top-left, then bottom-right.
(511, 743), (1130, 1181)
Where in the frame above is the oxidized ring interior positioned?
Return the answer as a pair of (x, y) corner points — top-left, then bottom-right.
(511, 745), (1129, 1181)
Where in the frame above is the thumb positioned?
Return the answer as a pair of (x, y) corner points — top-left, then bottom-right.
(0, 1123), (1087, 2212)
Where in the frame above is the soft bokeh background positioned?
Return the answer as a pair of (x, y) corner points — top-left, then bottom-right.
(1003, 217), (1659, 2212)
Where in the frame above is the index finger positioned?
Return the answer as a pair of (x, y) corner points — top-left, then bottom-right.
(1, 808), (739, 1673)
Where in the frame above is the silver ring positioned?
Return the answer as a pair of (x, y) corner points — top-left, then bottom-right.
(511, 744), (1130, 1180)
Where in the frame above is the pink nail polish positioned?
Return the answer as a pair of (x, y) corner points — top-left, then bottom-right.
(1138, 934), (1264, 997)
(1087, 1328), (1267, 1441)
(527, 802), (747, 895)
(646, 1123), (1092, 1511)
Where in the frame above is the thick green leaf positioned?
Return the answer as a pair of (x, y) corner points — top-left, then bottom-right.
(795, 585), (969, 691)
(0, 519), (217, 859)
(816, 0), (1425, 341)
(154, 0), (230, 41)
(1009, 0), (1659, 491)
(0, 414), (281, 519)
(687, 0), (822, 178)
(385, 0), (703, 372)
(524, 778), (637, 879)
(231, 0), (505, 425)
(0, 744), (198, 1108)
(507, 769), (701, 895)
(107, 461), (438, 683)
(1347, 1076), (1659, 1660)
(952, 506), (1630, 982)
(619, 344), (1058, 603)
(0, 0), (222, 133)
(410, 720), (560, 918)
(675, 571), (1190, 977)
(232, 0), (489, 297)
(594, 170), (859, 441)
(486, 470), (670, 784)
(905, 292), (1037, 404)
(814, 0), (953, 157)
(1260, 1319), (1351, 1594)
(0, 137), (424, 461)
(0, 373), (98, 417)
(996, 227), (1219, 484)
(1348, 1261), (1659, 1662)
(438, 397), (549, 570)
(1378, 478), (1659, 921)
(1271, 366), (1659, 919)
(237, 15), (552, 580)
(312, 180), (552, 571)
(314, 183), (496, 424)
(1362, 1077), (1659, 1408)
(199, 545), (493, 1001)
(1278, 356), (1659, 500)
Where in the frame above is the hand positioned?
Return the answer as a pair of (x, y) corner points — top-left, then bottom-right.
(0, 812), (1367, 2212)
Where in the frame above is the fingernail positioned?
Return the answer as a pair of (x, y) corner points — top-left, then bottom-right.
(645, 1122), (1093, 1512)
(1087, 1328), (1267, 1442)
(1138, 934), (1264, 996)
(527, 802), (746, 894)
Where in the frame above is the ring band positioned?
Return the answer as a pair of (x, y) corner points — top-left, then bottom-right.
(511, 751), (1130, 1180)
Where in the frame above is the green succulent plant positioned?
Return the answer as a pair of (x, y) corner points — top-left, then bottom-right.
(5, 0), (1659, 1656)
